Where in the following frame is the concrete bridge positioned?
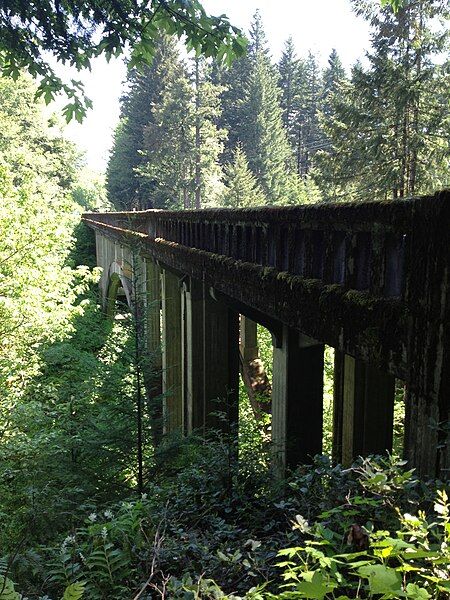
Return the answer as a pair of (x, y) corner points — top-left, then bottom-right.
(83, 190), (450, 479)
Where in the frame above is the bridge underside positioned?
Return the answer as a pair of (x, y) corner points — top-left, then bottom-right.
(84, 190), (450, 479)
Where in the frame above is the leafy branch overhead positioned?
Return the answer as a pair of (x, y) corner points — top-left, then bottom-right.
(382, 0), (405, 11)
(0, 0), (247, 121)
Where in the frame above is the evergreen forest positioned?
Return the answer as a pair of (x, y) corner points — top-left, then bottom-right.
(0, 1), (449, 599)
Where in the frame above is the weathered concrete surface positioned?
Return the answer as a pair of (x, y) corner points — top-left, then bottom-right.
(161, 268), (183, 433)
(272, 327), (324, 474)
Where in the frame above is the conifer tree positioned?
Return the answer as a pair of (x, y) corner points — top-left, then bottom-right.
(106, 36), (181, 210)
(139, 64), (194, 209)
(296, 51), (324, 177)
(278, 44), (325, 179)
(278, 37), (303, 155)
(313, 49), (347, 200)
(237, 11), (293, 204)
(318, 0), (450, 201)
(138, 58), (225, 209)
(192, 58), (226, 209)
(222, 145), (265, 208)
(321, 48), (346, 122)
(215, 50), (251, 165)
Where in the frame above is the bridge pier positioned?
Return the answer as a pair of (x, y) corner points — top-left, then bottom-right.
(183, 280), (239, 435)
(161, 268), (183, 433)
(272, 326), (324, 475)
(144, 259), (161, 358)
(333, 352), (395, 465)
(404, 352), (449, 478)
(142, 258), (163, 443)
(204, 289), (240, 433)
(182, 279), (204, 432)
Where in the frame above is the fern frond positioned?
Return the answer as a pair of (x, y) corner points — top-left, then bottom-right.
(62, 581), (85, 600)
(0, 576), (21, 600)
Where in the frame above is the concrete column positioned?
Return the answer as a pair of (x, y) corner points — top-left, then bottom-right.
(204, 289), (240, 433)
(240, 317), (258, 361)
(96, 233), (116, 307)
(182, 280), (239, 435)
(95, 231), (107, 302)
(145, 259), (161, 358)
(332, 350), (345, 464)
(144, 258), (163, 444)
(182, 279), (205, 432)
(272, 326), (324, 475)
(337, 355), (395, 466)
(161, 269), (183, 433)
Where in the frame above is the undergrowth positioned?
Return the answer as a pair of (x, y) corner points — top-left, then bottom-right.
(2, 442), (448, 599)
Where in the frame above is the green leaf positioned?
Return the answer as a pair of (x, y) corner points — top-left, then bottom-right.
(294, 571), (337, 599)
(380, 0), (404, 12)
(357, 564), (402, 595)
(405, 583), (431, 600)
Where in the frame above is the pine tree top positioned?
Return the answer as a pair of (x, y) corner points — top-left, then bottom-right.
(222, 144), (265, 208)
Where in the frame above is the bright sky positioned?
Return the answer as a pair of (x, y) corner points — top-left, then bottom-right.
(62, 0), (371, 173)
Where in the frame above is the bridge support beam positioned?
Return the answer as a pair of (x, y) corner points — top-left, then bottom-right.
(272, 326), (324, 475)
(183, 280), (239, 435)
(334, 353), (395, 466)
(161, 268), (183, 433)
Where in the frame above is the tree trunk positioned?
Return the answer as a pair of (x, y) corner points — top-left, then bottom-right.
(194, 58), (201, 210)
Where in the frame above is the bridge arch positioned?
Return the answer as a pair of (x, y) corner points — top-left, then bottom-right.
(105, 260), (133, 317)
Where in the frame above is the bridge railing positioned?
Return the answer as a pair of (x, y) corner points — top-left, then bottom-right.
(86, 192), (450, 323)
(88, 195), (448, 302)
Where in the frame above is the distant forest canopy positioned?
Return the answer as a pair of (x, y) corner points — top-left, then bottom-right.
(106, 0), (450, 210)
